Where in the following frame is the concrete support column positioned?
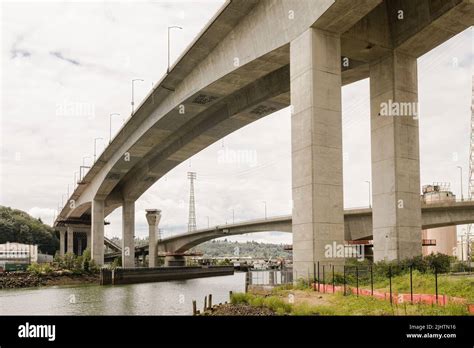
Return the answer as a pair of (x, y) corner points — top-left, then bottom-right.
(145, 209), (161, 268)
(86, 230), (91, 251)
(290, 28), (344, 280)
(59, 229), (65, 256)
(370, 51), (422, 262)
(122, 200), (135, 268)
(91, 199), (105, 266)
(66, 226), (74, 254)
(164, 255), (185, 267)
(77, 237), (83, 256)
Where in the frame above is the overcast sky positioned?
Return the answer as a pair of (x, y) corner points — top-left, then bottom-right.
(0, 1), (472, 245)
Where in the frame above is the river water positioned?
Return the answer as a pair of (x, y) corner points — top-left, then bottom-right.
(0, 273), (246, 315)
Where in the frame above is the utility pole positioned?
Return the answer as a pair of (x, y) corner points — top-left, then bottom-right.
(187, 172), (197, 233)
(457, 166), (463, 201)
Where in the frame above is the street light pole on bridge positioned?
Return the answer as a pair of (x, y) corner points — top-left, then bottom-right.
(131, 79), (144, 115)
(109, 113), (120, 143)
(94, 137), (104, 163)
(167, 26), (183, 73)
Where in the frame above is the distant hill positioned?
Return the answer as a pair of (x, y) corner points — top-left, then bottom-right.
(189, 239), (291, 259)
(0, 206), (59, 255)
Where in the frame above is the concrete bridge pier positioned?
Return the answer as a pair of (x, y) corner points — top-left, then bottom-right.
(290, 27), (345, 281)
(91, 199), (105, 266)
(66, 225), (74, 254)
(122, 200), (135, 268)
(77, 237), (83, 256)
(86, 230), (91, 252)
(145, 209), (161, 268)
(370, 51), (422, 262)
(164, 255), (186, 267)
(58, 228), (65, 256)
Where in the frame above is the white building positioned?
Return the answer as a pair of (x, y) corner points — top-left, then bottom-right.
(0, 242), (52, 265)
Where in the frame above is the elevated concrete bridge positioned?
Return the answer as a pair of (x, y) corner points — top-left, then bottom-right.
(105, 200), (474, 262)
(53, 0), (474, 279)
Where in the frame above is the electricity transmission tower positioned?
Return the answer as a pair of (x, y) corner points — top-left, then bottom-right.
(187, 172), (197, 233)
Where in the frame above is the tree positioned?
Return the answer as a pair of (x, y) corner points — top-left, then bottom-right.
(0, 205), (59, 254)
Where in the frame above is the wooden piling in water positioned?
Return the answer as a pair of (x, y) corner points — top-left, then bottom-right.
(192, 300), (197, 316)
(208, 294), (212, 309)
(204, 296), (207, 312)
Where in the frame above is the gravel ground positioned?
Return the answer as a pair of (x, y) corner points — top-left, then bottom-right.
(0, 272), (99, 289)
(203, 304), (276, 316)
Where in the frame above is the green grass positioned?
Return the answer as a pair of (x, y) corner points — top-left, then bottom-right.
(323, 292), (468, 316)
(231, 293), (292, 314)
(230, 291), (470, 316)
(363, 272), (474, 302)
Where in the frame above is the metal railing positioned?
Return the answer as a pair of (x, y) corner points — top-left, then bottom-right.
(246, 269), (293, 287)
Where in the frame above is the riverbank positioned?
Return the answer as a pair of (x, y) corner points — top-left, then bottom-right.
(224, 287), (472, 315)
(0, 271), (99, 289)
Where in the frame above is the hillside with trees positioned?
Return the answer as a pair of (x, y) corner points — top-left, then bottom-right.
(190, 240), (291, 259)
(0, 206), (58, 255)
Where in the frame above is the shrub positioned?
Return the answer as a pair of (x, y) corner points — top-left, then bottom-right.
(424, 253), (453, 273)
(230, 292), (251, 305)
(27, 262), (53, 275)
(263, 297), (291, 314)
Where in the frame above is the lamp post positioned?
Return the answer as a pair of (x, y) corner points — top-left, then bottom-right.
(82, 156), (91, 167)
(457, 166), (463, 201)
(131, 79), (144, 114)
(94, 137), (104, 163)
(109, 113), (120, 143)
(467, 228), (472, 274)
(365, 180), (371, 208)
(262, 201), (267, 220)
(167, 26), (183, 73)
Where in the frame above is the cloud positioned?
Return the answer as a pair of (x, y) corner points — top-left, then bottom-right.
(49, 51), (81, 66)
(10, 48), (31, 59)
(27, 207), (57, 226)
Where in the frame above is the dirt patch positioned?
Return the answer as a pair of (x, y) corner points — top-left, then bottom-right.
(249, 288), (333, 307)
(280, 290), (332, 306)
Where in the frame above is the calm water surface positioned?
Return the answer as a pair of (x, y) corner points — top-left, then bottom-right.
(0, 273), (246, 315)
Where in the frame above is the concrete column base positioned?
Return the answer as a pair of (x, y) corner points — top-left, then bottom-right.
(165, 255), (186, 267)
